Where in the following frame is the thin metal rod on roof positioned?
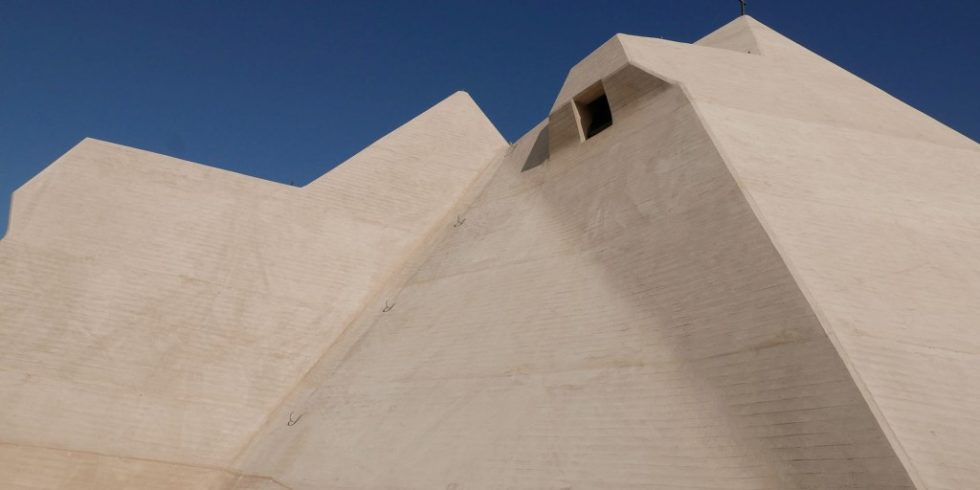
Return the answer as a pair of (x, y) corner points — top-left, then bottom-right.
(739, 0), (747, 16)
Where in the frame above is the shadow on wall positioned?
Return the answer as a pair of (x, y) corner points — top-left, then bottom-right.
(520, 126), (549, 172)
(530, 80), (915, 487)
(0, 191), (11, 241)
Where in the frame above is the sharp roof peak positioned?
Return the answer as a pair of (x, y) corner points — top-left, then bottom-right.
(694, 15), (769, 54)
(550, 17), (815, 113)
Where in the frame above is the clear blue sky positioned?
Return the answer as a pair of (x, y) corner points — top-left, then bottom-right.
(1, 1), (978, 238)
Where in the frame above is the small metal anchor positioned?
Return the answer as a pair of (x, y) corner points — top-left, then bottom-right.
(382, 300), (395, 313)
(287, 411), (303, 427)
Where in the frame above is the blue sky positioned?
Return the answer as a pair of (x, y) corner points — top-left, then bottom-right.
(1, 1), (977, 238)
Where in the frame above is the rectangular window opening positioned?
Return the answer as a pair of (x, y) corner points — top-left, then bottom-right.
(575, 83), (613, 140)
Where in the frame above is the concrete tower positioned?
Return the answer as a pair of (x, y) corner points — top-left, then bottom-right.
(2, 17), (978, 489)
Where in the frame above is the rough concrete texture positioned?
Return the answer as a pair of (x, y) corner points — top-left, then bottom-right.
(1, 16), (978, 489)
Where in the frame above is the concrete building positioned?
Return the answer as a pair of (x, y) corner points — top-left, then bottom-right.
(2, 16), (978, 489)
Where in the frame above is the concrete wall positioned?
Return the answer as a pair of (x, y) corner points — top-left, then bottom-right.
(0, 93), (506, 488)
(660, 17), (980, 489)
(231, 68), (913, 489)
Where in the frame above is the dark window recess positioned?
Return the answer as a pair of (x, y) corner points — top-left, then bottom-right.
(581, 94), (612, 139)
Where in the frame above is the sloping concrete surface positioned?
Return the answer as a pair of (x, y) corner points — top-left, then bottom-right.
(621, 17), (980, 489)
(0, 93), (506, 488)
(230, 63), (913, 489)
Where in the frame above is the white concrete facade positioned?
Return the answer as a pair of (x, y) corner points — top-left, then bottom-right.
(1, 17), (978, 489)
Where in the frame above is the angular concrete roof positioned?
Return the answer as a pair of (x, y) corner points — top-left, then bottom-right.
(2, 16), (979, 490)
